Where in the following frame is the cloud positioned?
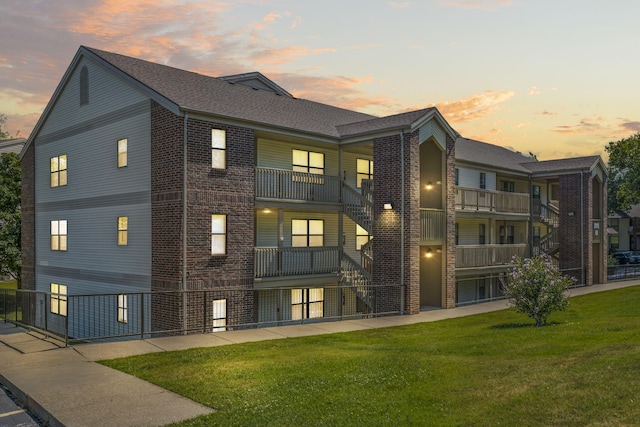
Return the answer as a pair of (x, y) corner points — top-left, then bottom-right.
(528, 86), (541, 96)
(619, 121), (640, 133)
(247, 46), (336, 67)
(389, 2), (412, 8)
(552, 117), (604, 135)
(538, 110), (557, 116)
(439, 0), (512, 10)
(430, 90), (515, 123)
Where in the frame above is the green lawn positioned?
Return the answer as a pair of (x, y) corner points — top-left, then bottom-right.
(101, 286), (640, 426)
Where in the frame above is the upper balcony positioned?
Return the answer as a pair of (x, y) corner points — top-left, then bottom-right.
(456, 244), (528, 269)
(456, 187), (530, 216)
(256, 167), (340, 204)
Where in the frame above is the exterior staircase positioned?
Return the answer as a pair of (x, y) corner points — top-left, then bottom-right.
(533, 201), (560, 257)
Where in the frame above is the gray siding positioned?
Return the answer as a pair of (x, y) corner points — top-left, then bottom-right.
(257, 138), (340, 177)
(457, 166), (496, 190)
(34, 56), (151, 295)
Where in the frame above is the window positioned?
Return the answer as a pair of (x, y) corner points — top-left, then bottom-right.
(501, 180), (515, 192)
(293, 149), (324, 175)
(211, 214), (227, 255)
(455, 168), (459, 186)
(50, 155), (67, 187)
(292, 219), (324, 247)
(80, 66), (89, 106)
(118, 216), (128, 246)
(292, 288), (323, 320)
(356, 224), (372, 250)
(500, 225), (514, 244)
(117, 294), (127, 323)
(479, 172), (486, 189)
(533, 185), (541, 199)
(118, 138), (128, 167)
(51, 220), (68, 251)
(212, 299), (227, 332)
(211, 129), (226, 169)
(479, 224), (486, 245)
(357, 158), (374, 188)
(51, 283), (67, 316)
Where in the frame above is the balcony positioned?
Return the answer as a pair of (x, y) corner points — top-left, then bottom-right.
(254, 246), (340, 278)
(421, 209), (445, 243)
(456, 244), (527, 269)
(256, 167), (340, 203)
(456, 187), (530, 215)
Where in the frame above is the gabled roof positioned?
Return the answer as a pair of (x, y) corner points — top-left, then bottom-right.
(83, 47), (376, 138)
(220, 72), (293, 97)
(0, 138), (26, 155)
(455, 137), (532, 173)
(520, 156), (603, 174)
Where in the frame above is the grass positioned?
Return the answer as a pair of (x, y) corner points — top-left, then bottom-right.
(101, 286), (640, 426)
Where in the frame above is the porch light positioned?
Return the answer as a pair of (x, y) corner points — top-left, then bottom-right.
(425, 181), (434, 191)
(425, 248), (433, 258)
(384, 202), (393, 210)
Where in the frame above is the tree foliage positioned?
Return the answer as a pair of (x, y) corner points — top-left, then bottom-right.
(0, 114), (11, 139)
(503, 254), (573, 326)
(605, 132), (640, 213)
(0, 152), (21, 285)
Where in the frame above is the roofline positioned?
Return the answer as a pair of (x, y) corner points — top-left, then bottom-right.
(455, 158), (531, 177)
(20, 46), (181, 159)
(526, 156), (608, 178)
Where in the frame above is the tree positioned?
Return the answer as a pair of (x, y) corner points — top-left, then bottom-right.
(503, 254), (573, 326)
(605, 133), (640, 213)
(0, 152), (21, 286)
(0, 114), (11, 139)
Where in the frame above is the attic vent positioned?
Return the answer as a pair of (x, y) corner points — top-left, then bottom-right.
(80, 66), (89, 106)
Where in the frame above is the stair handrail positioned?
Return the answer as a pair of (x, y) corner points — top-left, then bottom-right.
(342, 183), (373, 234)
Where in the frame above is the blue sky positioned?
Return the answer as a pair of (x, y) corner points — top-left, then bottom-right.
(1, 0), (639, 160)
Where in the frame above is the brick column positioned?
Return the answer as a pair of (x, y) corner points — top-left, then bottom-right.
(559, 172), (592, 285)
(444, 134), (457, 308)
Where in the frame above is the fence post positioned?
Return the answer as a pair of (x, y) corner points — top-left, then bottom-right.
(140, 293), (144, 340)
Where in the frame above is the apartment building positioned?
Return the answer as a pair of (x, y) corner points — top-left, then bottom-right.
(20, 46), (607, 333)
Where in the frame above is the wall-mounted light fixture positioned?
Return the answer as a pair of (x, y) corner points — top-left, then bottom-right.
(425, 248), (433, 258)
(384, 201), (393, 210)
(425, 181), (434, 191)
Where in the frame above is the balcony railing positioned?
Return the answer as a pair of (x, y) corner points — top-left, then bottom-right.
(456, 244), (527, 269)
(456, 187), (530, 214)
(421, 209), (445, 243)
(255, 167), (340, 203)
(254, 246), (340, 278)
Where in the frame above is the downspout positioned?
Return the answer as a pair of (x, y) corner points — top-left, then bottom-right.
(400, 132), (405, 314)
(182, 112), (189, 334)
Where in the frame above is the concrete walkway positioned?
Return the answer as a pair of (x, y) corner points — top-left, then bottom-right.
(1, 280), (638, 427)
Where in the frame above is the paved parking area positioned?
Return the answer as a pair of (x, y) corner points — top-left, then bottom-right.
(0, 385), (41, 427)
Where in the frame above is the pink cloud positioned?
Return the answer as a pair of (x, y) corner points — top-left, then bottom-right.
(430, 90), (515, 123)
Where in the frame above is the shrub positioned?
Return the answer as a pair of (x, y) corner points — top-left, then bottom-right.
(503, 254), (574, 326)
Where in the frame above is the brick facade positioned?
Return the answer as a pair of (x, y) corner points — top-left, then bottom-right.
(372, 130), (421, 314)
(149, 103), (256, 332)
(559, 172), (592, 285)
(444, 133), (457, 308)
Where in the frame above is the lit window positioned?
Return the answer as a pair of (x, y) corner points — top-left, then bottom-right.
(118, 138), (128, 167)
(50, 155), (67, 187)
(51, 283), (67, 316)
(118, 216), (128, 246)
(292, 288), (323, 320)
(212, 299), (227, 332)
(357, 158), (373, 188)
(211, 214), (227, 255)
(292, 219), (323, 247)
(293, 149), (324, 175)
(211, 129), (226, 169)
(356, 224), (372, 250)
(51, 220), (68, 251)
(117, 294), (127, 323)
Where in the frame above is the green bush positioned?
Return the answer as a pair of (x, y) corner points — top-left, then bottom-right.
(503, 254), (573, 326)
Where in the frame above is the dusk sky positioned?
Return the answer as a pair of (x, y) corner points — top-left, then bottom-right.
(2, 0), (639, 160)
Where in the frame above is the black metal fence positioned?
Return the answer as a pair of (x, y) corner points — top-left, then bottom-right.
(0, 284), (403, 346)
(608, 265), (640, 281)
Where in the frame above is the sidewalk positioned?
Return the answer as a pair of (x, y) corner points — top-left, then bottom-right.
(1, 280), (638, 427)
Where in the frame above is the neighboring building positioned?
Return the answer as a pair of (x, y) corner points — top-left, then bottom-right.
(608, 204), (640, 253)
(0, 138), (26, 155)
(20, 46), (608, 334)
